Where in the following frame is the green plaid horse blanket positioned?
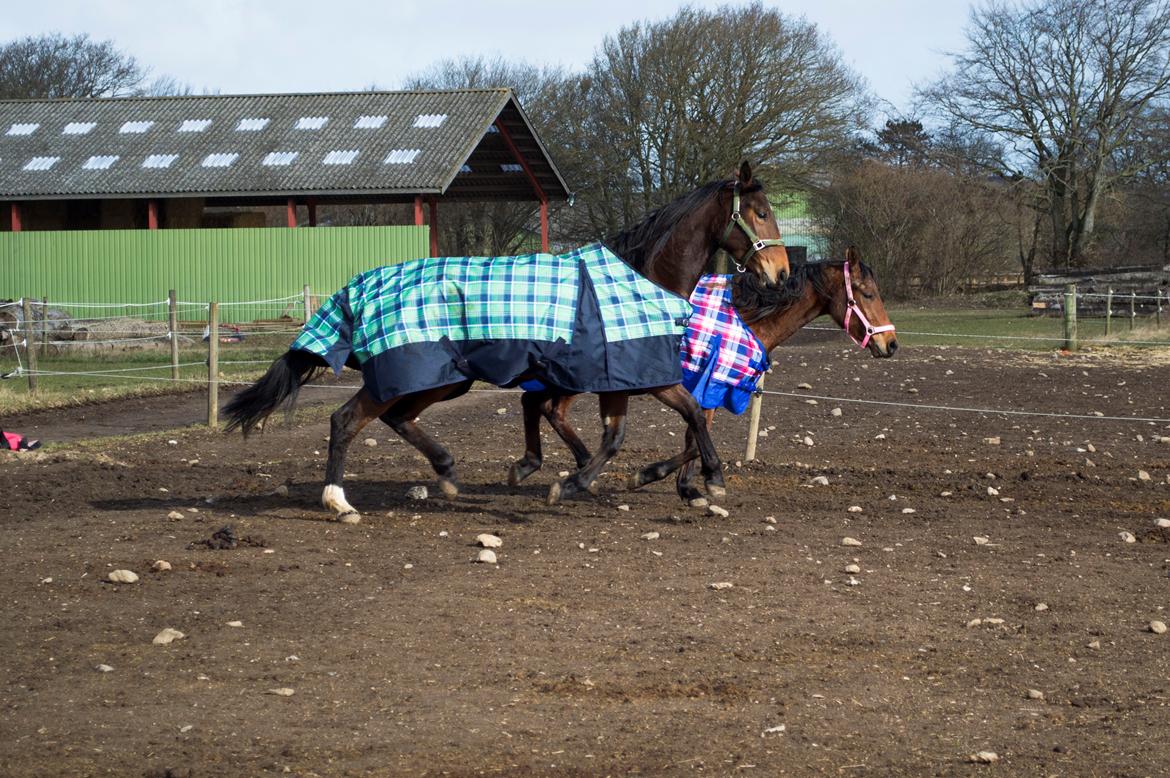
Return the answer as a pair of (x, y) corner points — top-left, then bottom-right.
(292, 243), (692, 402)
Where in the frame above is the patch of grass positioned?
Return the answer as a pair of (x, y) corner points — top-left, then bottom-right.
(886, 305), (1170, 350)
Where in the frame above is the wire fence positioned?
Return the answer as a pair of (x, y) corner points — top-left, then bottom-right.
(2, 283), (1169, 444)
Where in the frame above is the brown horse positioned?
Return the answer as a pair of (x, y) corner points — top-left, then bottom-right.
(224, 162), (790, 522)
(509, 247), (897, 504)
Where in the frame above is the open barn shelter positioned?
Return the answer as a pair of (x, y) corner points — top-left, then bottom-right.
(0, 89), (570, 308)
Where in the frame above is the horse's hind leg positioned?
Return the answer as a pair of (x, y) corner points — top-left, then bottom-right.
(648, 385), (725, 499)
(547, 393), (628, 504)
(629, 408), (713, 506)
(508, 392), (590, 486)
(380, 382), (471, 499)
(324, 387), (394, 523)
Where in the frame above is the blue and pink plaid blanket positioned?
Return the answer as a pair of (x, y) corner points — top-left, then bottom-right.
(680, 275), (770, 414)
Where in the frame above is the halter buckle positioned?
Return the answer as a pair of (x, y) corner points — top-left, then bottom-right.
(752, 238), (766, 252)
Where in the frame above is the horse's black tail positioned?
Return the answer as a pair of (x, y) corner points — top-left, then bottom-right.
(223, 350), (327, 435)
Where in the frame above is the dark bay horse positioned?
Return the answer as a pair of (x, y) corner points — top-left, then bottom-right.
(509, 247), (897, 504)
(224, 162), (790, 522)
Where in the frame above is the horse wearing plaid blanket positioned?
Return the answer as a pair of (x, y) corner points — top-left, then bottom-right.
(225, 162), (790, 521)
(510, 247), (898, 505)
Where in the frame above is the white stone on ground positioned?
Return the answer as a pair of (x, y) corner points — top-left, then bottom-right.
(108, 570), (138, 584)
(362, 438), (377, 447)
(641, 531), (660, 540)
(476, 549), (498, 564)
(810, 476), (830, 486)
(1034, 603), (1049, 612)
(797, 382), (812, 390)
(152, 628), (185, 645)
(476, 533), (503, 549)
(983, 437), (1001, 445)
(227, 620), (243, 627)
(496, 407), (507, 415)
(844, 563), (861, 574)
(166, 511), (184, 520)
(969, 752), (999, 764)
(708, 505), (729, 518)
(1138, 470), (1151, 481)
(1150, 620), (1168, 635)
(1155, 518), (1170, 528)
(708, 581), (733, 590)
(848, 505), (863, 513)
(617, 504), (630, 511)
(266, 688), (295, 696)
(841, 537), (862, 547)
(1119, 531), (1137, 543)
(96, 664), (114, 673)
(831, 408), (842, 417)
(973, 536), (990, 545)
(151, 560), (172, 572)
(802, 436), (814, 446)
(406, 485), (428, 500)
(901, 508), (916, 514)
(1027, 689), (1045, 700)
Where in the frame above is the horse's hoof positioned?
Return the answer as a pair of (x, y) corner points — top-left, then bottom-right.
(688, 497), (708, 508)
(706, 484), (726, 499)
(627, 472), (644, 490)
(338, 511), (361, 525)
(507, 465), (522, 487)
(547, 482), (562, 505)
(439, 480), (459, 500)
(585, 480), (599, 495)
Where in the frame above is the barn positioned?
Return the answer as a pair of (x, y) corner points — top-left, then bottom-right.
(0, 89), (570, 307)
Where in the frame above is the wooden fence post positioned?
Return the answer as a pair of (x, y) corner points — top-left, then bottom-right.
(21, 297), (37, 395)
(744, 373), (766, 461)
(168, 289), (179, 381)
(207, 302), (219, 428)
(1063, 284), (1077, 351)
(39, 296), (48, 358)
(1129, 291), (1137, 331)
(1105, 289), (1113, 337)
(303, 284), (312, 325)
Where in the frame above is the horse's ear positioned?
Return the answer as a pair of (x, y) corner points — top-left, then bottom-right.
(738, 160), (754, 185)
(845, 245), (862, 267)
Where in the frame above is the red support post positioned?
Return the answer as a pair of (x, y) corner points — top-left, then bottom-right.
(428, 197), (439, 257)
(413, 196), (424, 226)
(307, 199), (318, 227)
(10, 202), (22, 232)
(540, 198), (549, 252)
(286, 198), (297, 228)
(494, 120), (549, 250)
(147, 200), (159, 230)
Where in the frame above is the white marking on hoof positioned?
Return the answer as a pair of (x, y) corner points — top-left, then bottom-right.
(439, 479), (459, 499)
(338, 512), (361, 525)
(689, 497), (709, 508)
(547, 482), (562, 505)
(322, 484), (358, 519)
(707, 484), (726, 499)
(627, 472), (644, 490)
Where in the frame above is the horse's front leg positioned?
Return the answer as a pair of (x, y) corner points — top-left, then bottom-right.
(648, 385), (725, 499)
(547, 393), (628, 504)
(380, 382), (471, 499)
(324, 387), (394, 523)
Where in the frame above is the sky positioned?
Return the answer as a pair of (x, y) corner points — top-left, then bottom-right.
(1, 0), (973, 118)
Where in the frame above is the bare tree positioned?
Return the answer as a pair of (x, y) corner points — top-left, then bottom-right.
(0, 33), (146, 99)
(576, 2), (868, 235)
(920, 0), (1170, 268)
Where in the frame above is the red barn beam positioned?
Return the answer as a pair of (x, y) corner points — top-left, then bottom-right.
(286, 198), (297, 228)
(10, 202), (22, 232)
(147, 200), (159, 230)
(428, 197), (439, 257)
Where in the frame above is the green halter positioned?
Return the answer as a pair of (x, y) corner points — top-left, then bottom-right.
(719, 184), (786, 273)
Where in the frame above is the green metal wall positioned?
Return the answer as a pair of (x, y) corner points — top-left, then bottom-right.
(0, 225), (429, 319)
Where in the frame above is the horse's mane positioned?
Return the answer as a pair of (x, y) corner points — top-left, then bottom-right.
(732, 259), (874, 324)
(602, 179), (763, 272)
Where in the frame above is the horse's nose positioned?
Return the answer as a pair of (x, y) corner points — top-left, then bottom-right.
(779, 267), (789, 282)
(887, 339), (898, 356)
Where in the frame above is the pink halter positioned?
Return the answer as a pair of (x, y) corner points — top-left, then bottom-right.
(843, 261), (896, 349)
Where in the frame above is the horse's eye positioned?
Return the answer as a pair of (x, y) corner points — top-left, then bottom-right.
(755, 209), (768, 219)
(861, 291), (875, 300)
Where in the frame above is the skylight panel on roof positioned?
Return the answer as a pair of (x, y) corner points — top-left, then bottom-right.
(459, 164), (472, 174)
(7, 123), (39, 136)
(384, 148), (421, 165)
(120, 120), (154, 134)
(295, 116), (329, 130)
(143, 154), (179, 169)
(180, 119), (212, 132)
(83, 155), (119, 170)
(501, 163), (524, 173)
(323, 150), (359, 165)
(354, 115), (387, 129)
(413, 114), (447, 128)
(486, 125), (499, 134)
(63, 122), (96, 135)
(202, 152), (239, 168)
(236, 118), (269, 131)
(23, 156), (59, 171)
(263, 151), (298, 166)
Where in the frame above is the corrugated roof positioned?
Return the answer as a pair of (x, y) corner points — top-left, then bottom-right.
(0, 89), (570, 202)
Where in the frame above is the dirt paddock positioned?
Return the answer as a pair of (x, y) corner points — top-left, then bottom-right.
(1, 338), (1168, 776)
